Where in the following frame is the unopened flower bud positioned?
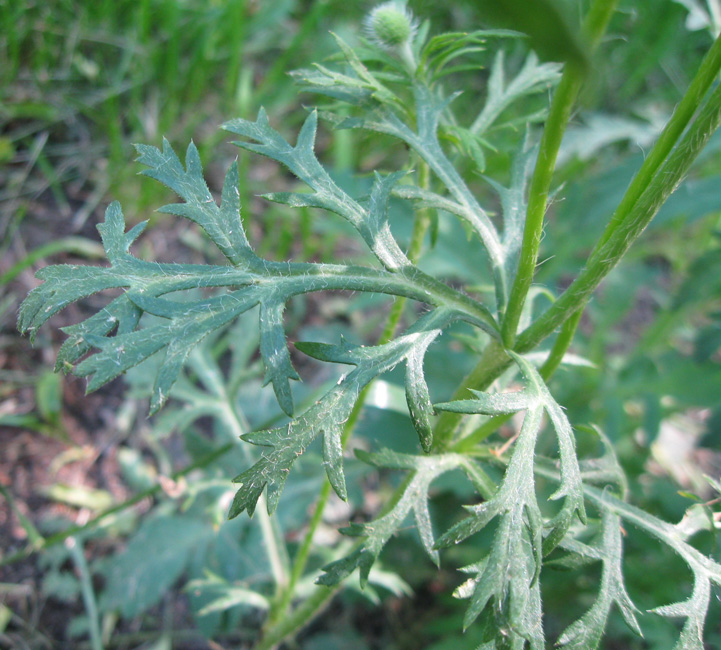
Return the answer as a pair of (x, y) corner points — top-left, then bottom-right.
(365, 2), (416, 50)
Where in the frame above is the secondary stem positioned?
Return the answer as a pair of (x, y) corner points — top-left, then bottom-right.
(539, 307), (583, 377)
(451, 309), (584, 453)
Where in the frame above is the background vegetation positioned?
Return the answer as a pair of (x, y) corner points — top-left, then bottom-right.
(1, 1), (720, 648)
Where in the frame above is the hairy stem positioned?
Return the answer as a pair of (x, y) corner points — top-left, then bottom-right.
(501, 68), (583, 344)
(268, 261), (497, 333)
(451, 308), (583, 453)
(518, 80), (721, 352)
(539, 307), (583, 377)
(432, 339), (511, 451)
(501, 0), (619, 346)
(596, 30), (721, 250)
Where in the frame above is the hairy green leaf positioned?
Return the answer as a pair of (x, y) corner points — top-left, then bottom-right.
(318, 449), (482, 587)
(17, 12), (721, 650)
(535, 466), (721, 650)
(259, 300), (299, 417)
(18, 141), (496, 414)
(470, 50), (561, 138)
(435, 352), (585, 550)
(434, 352), (586, 631)
(223, 109), (408, 270)
(557, 511), (641, 649)
(135, 140), (254, 266)
(229, 309), (456, 517)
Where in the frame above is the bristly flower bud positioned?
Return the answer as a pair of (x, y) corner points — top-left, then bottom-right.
(364, 1), (418, 71)
(365, 2), (414, 48)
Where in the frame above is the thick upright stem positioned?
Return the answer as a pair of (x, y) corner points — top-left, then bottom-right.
(597, 31), (721, 249)
(501, 0), (619, 346)
(501, 68), (583, 345)
(518, 80), (721, 352)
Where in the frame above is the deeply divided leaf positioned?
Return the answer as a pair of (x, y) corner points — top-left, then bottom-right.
(229, 309), (455, 517)
(318, 450), (481, 587)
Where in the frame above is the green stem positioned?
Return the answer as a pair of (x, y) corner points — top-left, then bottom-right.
(597, 31), (721, 250)
(270, 480), (332, 622)
(256, 585), (339, 650)
(452, 411), (511, 453)
(517, 80), (721, 353)
(451, 308), (584, 453)
(68, 537), (104, 650)
(539, 307), (583, 377)
(501, 0), (619, 346)
(501, 68), (583, 345)
(406, 163), (434, 265)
